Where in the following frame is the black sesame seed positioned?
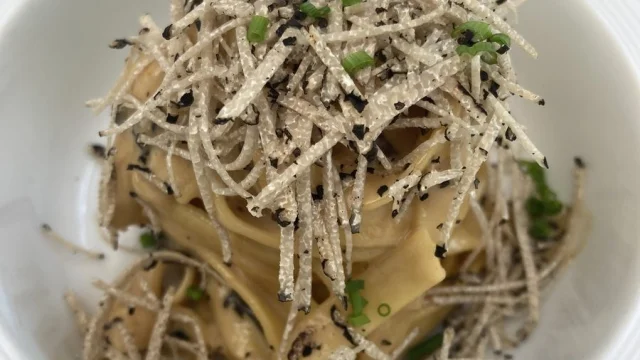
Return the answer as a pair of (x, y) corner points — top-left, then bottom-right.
(109, 39), (132, 49)
(474, 178), (480, 189)
(436, 223), (443, 230)
(165, 182), (174, 195)
(489, 81), (500, 98)
(377, 185), (389, 197)
(128, 307), (136, 315)
(394, 102), (405, 111)
(375, 7), (387, 14)
(543, 157), (549, 169)
(276, 24), (288, 37)
(480, 70), (489, 81)
(505, 127), (517, 141)
(478, 147), (489, 156)
(457, 29), (475, 46)
(440, 180), (451, 189)
(434, 244), (447, 258)
(346, 92), (368, 113)
(420, 193), (429, 201)
(538, 99), (546, 106)
(283, 36), (297, 46)
(293, 147), (302, 157)
(90, 144), (106, 158)
(391, 209), (399, 218)
(317, 18), (328, 28)
(274, 208), (291, 227)
(162, 24), (173, 40)
(269, 158), (279, 168)
(574, 157), (585, 168)
(497, 45), (510, 54)
(178, 90), (194, 107)
(166, 113), (178, 124)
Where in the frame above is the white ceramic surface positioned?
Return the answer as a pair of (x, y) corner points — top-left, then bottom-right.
(0, 0), (638, 359)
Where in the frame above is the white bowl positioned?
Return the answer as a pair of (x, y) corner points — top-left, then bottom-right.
(0, 0), (639, 359)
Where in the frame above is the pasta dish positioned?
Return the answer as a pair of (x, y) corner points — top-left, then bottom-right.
(61, 0), (590, 359)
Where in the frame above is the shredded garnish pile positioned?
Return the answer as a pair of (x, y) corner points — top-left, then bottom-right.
(71, 0), (591, 358)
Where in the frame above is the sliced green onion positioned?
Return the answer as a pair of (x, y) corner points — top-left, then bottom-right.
(404, 332), (444, 360)
(348, 313), (371, 327)
(300, 2), (331, 18)
(342, 51), (375, 75)
(186, 286), (205, 301)
(526, 197), (546, 218)
(488, 33), (511, 48)
(543, 198), (563, 216)
(350, 293), (368, 315)
(345, 279), (365, 293)
(456, 42), (498, 64)
(452, 21), (492, 42)
(139, 232), (157, 249)
(529, 218), (552, 240)
(342, 0), (361, 6)
(377, 303), (391, 317)
(247, 15), (270, 43)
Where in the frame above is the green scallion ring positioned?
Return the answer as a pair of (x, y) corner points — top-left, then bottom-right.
(488, 33), (511, 48)
(139, 232), (157, 249)
(377, 303), (391, 317)
(186, 286), (205, 301)
(342, 50), (375, 75)
(300, 2), (331, 18)
(247, 15), (270, 43)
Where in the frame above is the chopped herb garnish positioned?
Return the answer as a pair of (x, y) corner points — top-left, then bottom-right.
(529, 218), (552, 240)
(345, 279), (364, 293)
(456, 42), (499, 64)
(452, 21), (492, 42)
(186, 286), (205, 301)
(300, 2), (331, 18)
(350, 292), (368, 315)
(521, 161), (564, 239)
(489, 33), (511, 48)
(139, 232), (157, 249)
(247, 16), (270, 43)
(348, 313), (370, 327)
(342, 0), (361, 6)
(454, 23), (511, 64)
(404, 332), (444, 360)
(342, 51), (375, 75)
(525, 196), (546, 218)
(377, 303), (391, 317)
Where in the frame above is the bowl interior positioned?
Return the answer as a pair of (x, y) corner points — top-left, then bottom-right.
(0, 0), (638, 359)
